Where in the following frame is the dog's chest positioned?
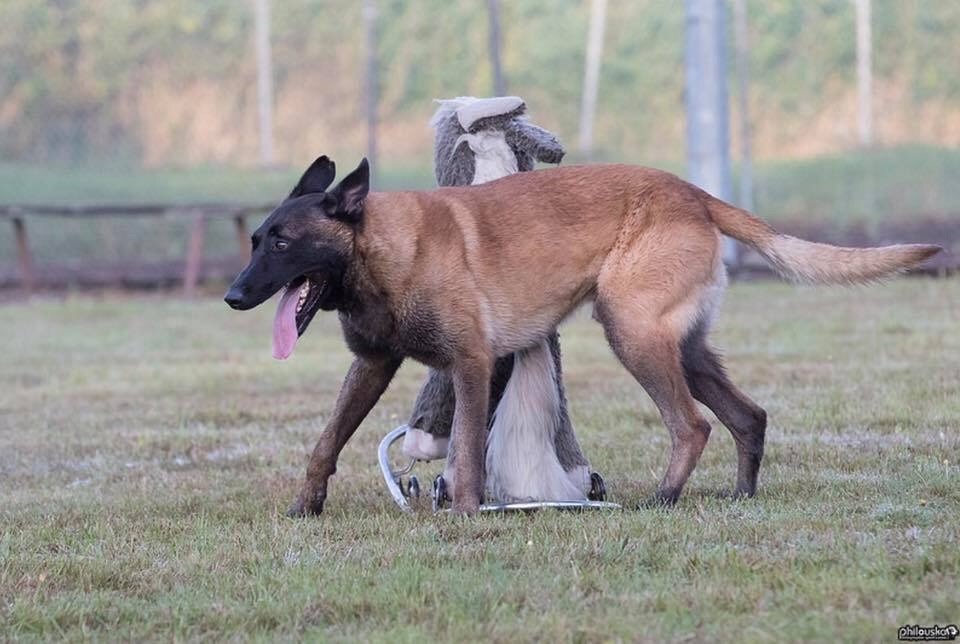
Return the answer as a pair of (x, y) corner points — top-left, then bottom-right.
(338, 301), (453, 368)
(395, 304), (454, 366)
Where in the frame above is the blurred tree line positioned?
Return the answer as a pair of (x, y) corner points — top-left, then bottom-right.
(1, 0), (959, 168)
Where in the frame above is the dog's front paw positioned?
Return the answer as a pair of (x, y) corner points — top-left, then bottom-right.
(285, 490), (325, 518)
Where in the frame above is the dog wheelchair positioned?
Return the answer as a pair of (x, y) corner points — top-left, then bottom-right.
(378, 425), (621, 513)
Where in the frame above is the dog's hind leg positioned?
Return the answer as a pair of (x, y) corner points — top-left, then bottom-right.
(594, 211), (722, 504)
(598, 304), (712, 505)
(681, 325), (767, 497)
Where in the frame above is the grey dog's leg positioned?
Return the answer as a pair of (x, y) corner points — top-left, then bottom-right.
(403, 368), (456, 460)
(409, 369), (456, 437)
(405, 357), (513, 461)
(488, 354), (516, 413)
(548, 332), (589, 471)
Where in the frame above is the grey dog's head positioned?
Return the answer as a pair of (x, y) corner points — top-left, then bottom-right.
(430, 96), (524, 187)
(430, 96), (565, 188)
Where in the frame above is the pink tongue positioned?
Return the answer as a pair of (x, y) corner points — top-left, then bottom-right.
(272, 285), (301, 360)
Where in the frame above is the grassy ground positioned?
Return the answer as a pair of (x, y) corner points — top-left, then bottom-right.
(1, 279), (958, 642)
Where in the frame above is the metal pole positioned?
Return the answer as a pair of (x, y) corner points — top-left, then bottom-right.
(363, 0), (379, 185)
(578, 0), (607, 160)
(855, 0), (873, 146)
(732, 0), (754, 212)
(684, 0), (736, 265)
(254, 0), (275, 166)
(487, 0), (507, 96)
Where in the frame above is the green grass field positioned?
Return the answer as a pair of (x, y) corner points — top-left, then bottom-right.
(1, 279), (958, 641)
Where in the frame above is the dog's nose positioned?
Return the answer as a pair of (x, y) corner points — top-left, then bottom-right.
(224, 287), (245, 309)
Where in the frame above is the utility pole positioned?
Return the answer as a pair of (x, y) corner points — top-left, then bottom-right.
(684, 0), (736, 264)
(254, 0), (274, 166)
(732, 0), (753, 212)
(487, 0), (506, 96)
(363, 0), (379, 185)
(855, 0), (873, 146)
(578, 0), (607, 160)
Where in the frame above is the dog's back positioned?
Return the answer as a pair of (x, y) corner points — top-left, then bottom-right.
(362, 164), (720, 353)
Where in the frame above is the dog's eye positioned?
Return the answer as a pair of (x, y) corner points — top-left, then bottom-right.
(274, 239), (289, 251)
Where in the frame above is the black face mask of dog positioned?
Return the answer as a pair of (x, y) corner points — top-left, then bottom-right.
(224, 156), (369, 359)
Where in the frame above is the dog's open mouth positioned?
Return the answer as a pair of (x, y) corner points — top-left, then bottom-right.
(272, 276), (328, 360)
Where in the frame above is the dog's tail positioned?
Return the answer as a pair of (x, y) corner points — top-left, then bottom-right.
(702, 193), (941, 284)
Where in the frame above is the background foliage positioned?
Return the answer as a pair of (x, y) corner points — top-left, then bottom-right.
(3, 0), (960, 168)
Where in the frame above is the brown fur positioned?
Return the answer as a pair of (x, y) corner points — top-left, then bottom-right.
(287, 163), (940, 515)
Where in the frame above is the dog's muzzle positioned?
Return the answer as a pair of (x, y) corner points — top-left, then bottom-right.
(224, 287), (246, 309)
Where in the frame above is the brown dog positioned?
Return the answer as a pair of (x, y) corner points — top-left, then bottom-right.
(225, 156), (940, 515)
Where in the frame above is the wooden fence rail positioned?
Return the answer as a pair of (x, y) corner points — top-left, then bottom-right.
(0, 203), (274, 295)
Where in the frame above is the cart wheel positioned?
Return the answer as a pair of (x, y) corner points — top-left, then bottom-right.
(588, 471), (607, 501)
(408, 475), (421, 499)
(432, 475), (448, 512)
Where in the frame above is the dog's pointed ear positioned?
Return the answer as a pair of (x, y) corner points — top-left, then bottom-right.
(289, 155), (336, 198)
(327, 158), (370, 223)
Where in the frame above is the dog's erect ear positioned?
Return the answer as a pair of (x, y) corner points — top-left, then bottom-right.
(327, 158), (370, 223)
(289, 155), (336, 198)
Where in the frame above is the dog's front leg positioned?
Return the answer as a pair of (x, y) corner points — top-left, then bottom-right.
(288, 354), (402, 517)
(447, 354), (492, 515)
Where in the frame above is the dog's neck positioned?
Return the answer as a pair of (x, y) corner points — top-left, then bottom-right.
(333, 200), (410, 354)
(346, 193), (420, 301)
(334, 193), (461, 366)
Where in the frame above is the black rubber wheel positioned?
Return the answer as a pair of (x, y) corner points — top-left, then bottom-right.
(408, 475), (421, 499)
(432, 475), (448, 512)
(588, 471), (607, 501)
